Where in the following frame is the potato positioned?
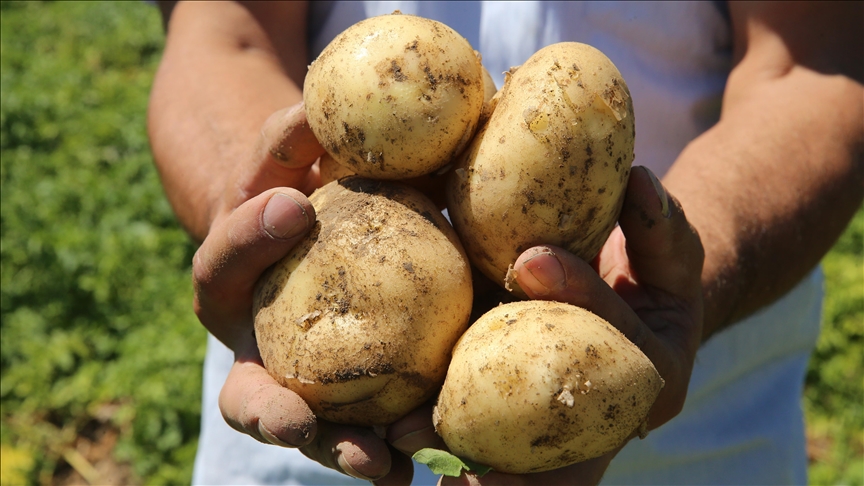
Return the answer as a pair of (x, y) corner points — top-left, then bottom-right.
(253, 178), (473, 426)
(318, 152), (450, 209)
(304, 12), (485, 180)
(316, 64), (497, 207)
(480, 64), (498, 116)
(318, 152), (356, 185)
(316, 64), (497, 187)
(433, 300), (662, 473)
(446, 43), (635, 295)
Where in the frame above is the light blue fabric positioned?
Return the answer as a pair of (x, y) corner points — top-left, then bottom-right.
(602, 268), (821, 485)
(192, 2), (822, 484)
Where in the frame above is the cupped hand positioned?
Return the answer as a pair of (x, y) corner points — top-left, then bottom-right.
(192, 103), (414, 485)
(387, 166), (704, 485)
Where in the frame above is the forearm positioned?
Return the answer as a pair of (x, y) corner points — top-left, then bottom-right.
(148, 1), (308, 242)
(665, 66), (863, 341)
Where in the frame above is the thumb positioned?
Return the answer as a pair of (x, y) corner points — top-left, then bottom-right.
(194, 187), (316, 350)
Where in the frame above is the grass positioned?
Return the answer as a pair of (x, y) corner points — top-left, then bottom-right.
(0, 1), (861, 484)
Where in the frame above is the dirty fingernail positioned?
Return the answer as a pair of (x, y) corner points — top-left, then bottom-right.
(517, 248), (566, 296)
(258, 422), (292, 448)
(262, 192), (309, 239)
(642, 166), (671, 219)
(440, 473), (480, 486)
(336, 452), (378, 481)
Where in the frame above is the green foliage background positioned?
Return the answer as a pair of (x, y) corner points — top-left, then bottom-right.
(0, 1), (861, 485)
(1, 2), (203, 484)
(805, 208), (864, 485)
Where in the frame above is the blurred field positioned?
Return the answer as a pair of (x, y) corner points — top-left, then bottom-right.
(1, 2), (861, 485)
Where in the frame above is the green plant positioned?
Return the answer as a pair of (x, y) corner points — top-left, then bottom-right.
(1, 2), (204, 483)
(805, 209), (864, 485)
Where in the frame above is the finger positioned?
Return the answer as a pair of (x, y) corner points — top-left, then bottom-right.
(225, 103), (327, 210)
(618, 166), (704, 299)
(440, 449), (617, 486)
(261, 103), (327, 169)
(300, 421), (394, 482)
(218, 354), (317, 448)
(440, 472), (519, 486)
(513, 245), (656, 354)
(387, 402), (446, 456)
(193, 188), (315, 347)
(373, 444), (415, 486)
(222, 346), (395, 482)
(616, 166), (704, 357)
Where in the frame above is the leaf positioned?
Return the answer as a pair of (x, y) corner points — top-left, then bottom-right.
(460, 457), (493, 477)
(412, 448), (493, 477)
(413, 449), (465, 477)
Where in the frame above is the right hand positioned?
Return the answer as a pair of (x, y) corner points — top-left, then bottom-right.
(382, 167), (705, 486)
(192, 103), (413, 485)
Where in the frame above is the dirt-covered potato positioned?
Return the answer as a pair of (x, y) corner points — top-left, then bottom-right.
(318, 152), (450, 209)
(446, 43), (635, 295)
(304, 12), (485, 180)
(480, 64), (498, 113)
(253, 178), (473, 426)
(433, 300), (662, 473)
(318, 152), (355, 185)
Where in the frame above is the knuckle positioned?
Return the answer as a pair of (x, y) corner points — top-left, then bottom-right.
(191, 248), (214, 287)
(191, 247), (231, 303)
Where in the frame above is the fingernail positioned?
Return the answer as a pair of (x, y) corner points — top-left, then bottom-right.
(262, 192), (309, 239)
(440, 474), (480, 486)
(517, 248), (566, 296)
(642, 167), (671, 218)
(258, 422), (292, 448)
(287, 101), (304, 117)
(390, 426), (443, 455)
(336, 452), (377, 481)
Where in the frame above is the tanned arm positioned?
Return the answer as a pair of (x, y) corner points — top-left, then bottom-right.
(148, 1), (312, 242)
(664, 1), (864, 341)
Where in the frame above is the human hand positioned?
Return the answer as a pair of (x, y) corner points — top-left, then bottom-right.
(385, 166), (704, 485)
(515, 166), (704, 429)
(192, 104), (413, 484)
(213, 102), (325, 223)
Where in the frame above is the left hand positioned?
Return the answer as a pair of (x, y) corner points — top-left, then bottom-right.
(194, 104), (417, 485)
(385, 166), (704, 485)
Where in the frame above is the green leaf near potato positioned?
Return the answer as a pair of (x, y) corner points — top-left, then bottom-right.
(413, 448), (493, 477)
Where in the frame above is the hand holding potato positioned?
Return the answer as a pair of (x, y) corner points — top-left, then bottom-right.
(515, 167), (703, 430)
(200, 20), (699, 486)
(393, 166), (702, 485)
(192, 105), (414, 484)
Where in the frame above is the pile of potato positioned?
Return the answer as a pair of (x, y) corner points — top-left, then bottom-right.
(253, 12), (660, 474)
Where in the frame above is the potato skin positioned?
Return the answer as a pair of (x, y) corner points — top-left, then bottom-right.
(446, 43), (635, 295)
(318, 152), (450, 209)
(304, 13), (484, 180)
(433, 301), (662, 473)
(253, 178), (473, 426)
